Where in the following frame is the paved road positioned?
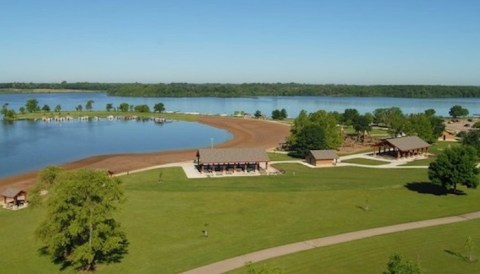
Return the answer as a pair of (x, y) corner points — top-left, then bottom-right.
(182, 211), (480, 274)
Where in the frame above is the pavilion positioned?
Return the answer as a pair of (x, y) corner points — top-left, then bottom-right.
(1, 188), (28, 210)
(196, 148), (270, 175)
(372, 136), (430, 159)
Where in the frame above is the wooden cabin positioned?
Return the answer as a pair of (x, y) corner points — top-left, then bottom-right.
(306, 150), (338, 166)
(1, 188), (28, 210)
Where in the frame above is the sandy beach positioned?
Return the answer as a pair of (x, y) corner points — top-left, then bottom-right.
(0, 116), (290, 190)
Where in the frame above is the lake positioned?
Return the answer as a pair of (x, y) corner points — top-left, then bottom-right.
(1, 92), (479, 178)
(1, 92), (479, 117)
(0, 119), (231, 178)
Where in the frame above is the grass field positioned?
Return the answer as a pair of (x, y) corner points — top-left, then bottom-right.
(341, 158), (389, 165)
(1, 164), (479, 273)
(229, 219), (480, 274)
(267, 152), (300, 161)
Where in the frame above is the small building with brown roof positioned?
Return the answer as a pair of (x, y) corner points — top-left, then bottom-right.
(306, 150), (338, 166)
(1, 188), (28, 210)
(196, 148), (270, 175)
(373, 136), (430, 159)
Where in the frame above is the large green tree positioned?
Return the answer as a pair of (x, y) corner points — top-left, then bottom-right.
(449, 105), (469, 119)
(36, 169), (127, 271)
(288, 110), (341, 155)
(462, 130), (480, 156)
(153, 102), (165, 113)
(341, 108), (360, 126)
(428, 146), (479, 193)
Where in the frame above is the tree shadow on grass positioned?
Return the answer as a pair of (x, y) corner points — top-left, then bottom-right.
(37, 246), (72, 271)
(405, 182), (467, 196)
(37, 238), (129, 271)
(444, 249), (478, 263)
(404, 182), (466, 196)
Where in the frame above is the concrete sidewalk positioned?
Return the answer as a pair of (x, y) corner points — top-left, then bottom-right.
(182, 211), (480, 274)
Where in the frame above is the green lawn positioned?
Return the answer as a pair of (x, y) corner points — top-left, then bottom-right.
(267, 152), (300, 161)
(341, 158), (389, 166)
(229, 219), (480, 274)
(1, 164), (479, 273)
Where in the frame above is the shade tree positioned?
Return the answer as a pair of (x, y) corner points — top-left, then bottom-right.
(428, 146), (479, 193)
(449, 105), (469, 119)
(35, 169), (127, 271)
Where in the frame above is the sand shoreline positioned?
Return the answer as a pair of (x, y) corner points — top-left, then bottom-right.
(0, 116), (290, 190)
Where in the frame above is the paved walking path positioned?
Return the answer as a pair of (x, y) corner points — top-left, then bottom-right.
(182, 211), (480, 274)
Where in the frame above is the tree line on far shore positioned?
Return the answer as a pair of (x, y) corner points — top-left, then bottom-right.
(2, 82), (480, 98)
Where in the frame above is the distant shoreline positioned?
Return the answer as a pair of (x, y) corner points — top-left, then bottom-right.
(0, 88), (102, 93)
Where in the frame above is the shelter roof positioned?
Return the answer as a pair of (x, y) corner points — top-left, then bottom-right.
(1, 188), (25, 198)
(197, 148), (269, 164)
(309, 150), (338, 160)
(384, 136), (430, 151)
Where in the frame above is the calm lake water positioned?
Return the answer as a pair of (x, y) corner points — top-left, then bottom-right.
(1, 92), (479, 117)
(0, 119), (231, 178)
(1, 92), (479, 178)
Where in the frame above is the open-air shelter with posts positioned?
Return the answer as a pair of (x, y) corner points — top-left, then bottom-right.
(372, 136), (430, 159)
(196, 148), (270, 175)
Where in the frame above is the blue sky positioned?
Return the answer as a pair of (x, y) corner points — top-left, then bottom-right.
(1, 0), (479, 84)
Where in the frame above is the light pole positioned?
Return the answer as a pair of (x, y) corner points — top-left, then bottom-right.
(210, 137), (214, 149)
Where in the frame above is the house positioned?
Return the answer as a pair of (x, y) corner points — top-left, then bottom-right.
(372, 136), (430, 159)
(306, 150), (338, 166)
(1, 188), (28, 210)
(196, 148), (270, 175)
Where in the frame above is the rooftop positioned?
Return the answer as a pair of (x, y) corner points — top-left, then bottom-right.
(197, 148), (269, 164)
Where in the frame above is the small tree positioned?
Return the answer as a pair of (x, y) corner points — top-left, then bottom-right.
(25, 99), (39, 113)
(254, 110), (263, 119)
(85, 100), (94, 111)
(54, 104), (62, 113)
(41, 104), (51, 112)
(449, 105), (469, 119)
(280, 108), (287, 119)
(428, 146), (479, 193)
(153, 103), (165, 113)
(272, 109), (287, 120)
(134, 104), (150, 113)
(36, 169), (127, 271)
(19, 106), (26, 114)
(118, 103), (129, 112)
(1, 104), (16, 120)
(106, 103), (113, 112)
(76, 104), (83, 112)
(384, 254), (422, 274)
(353, 115), (371, 142)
